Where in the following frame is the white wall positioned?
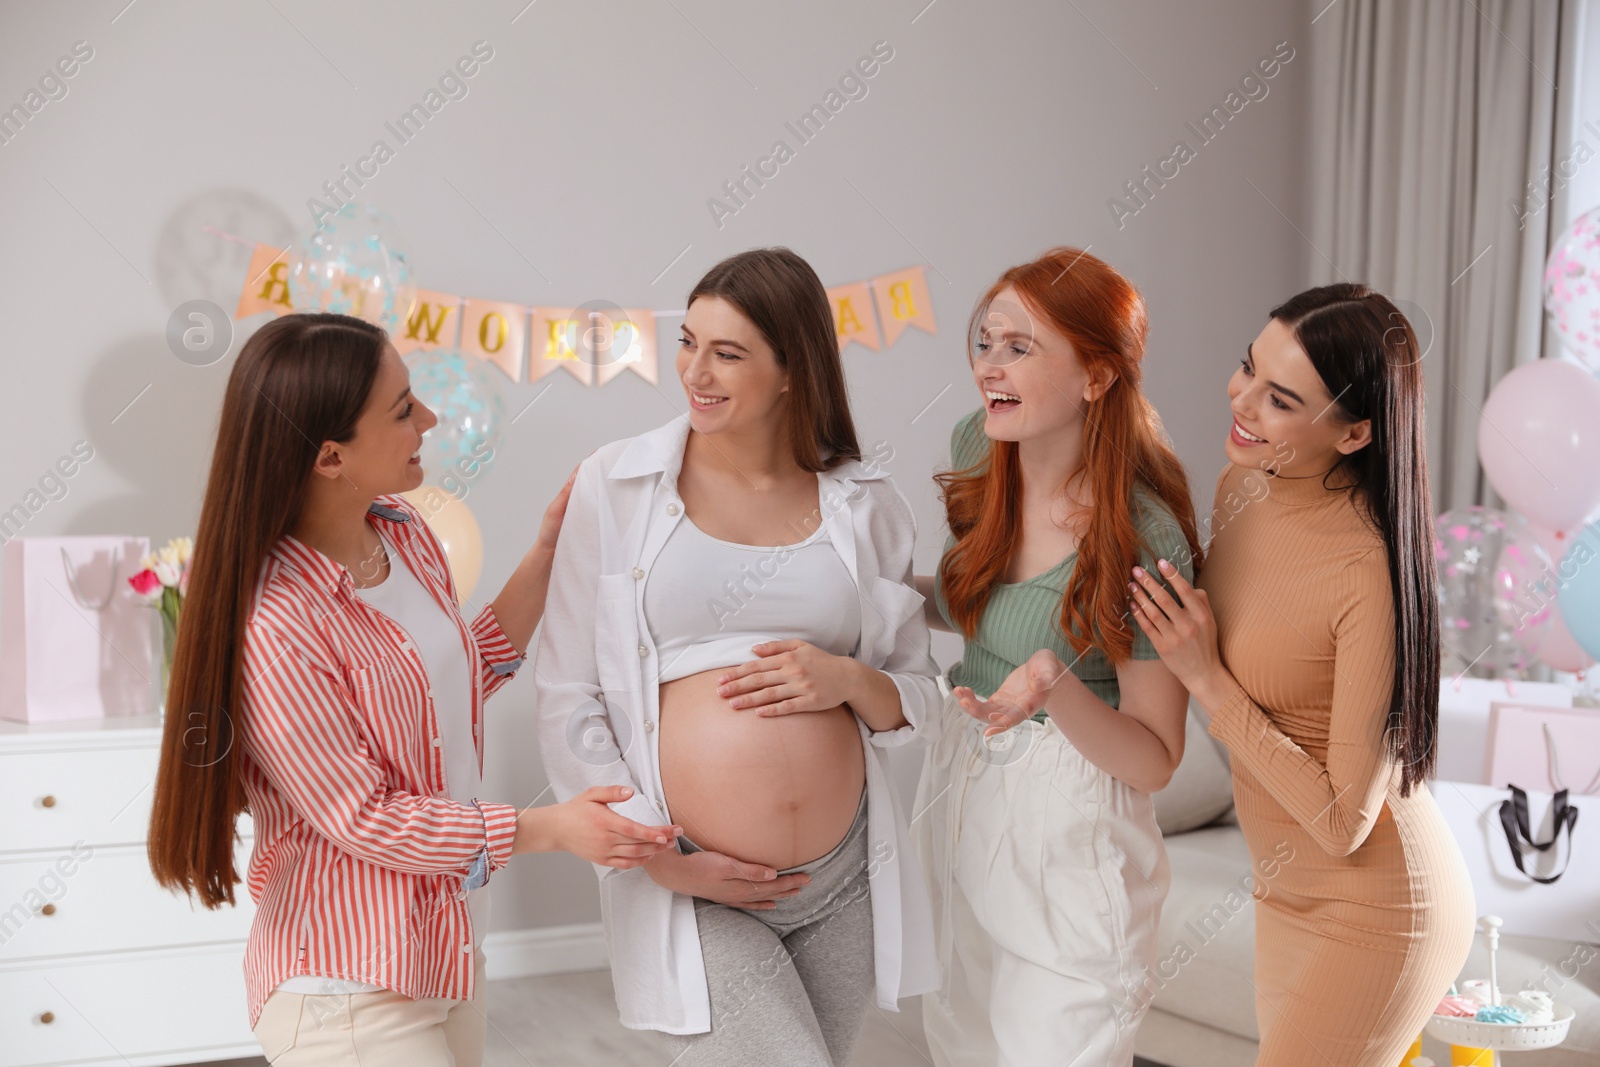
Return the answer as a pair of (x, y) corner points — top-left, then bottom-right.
(0, 0), (1311, 932)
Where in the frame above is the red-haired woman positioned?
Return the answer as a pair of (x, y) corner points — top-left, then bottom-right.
(147, 313), (677, 1066)
(912, 248), (1202, 1066)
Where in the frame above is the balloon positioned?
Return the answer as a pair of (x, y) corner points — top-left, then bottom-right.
(287, 202), (416, 332)
(403, 349), (504, 485)
(1435, 507), (1554, 675)
(1477, 359), (1600, 530)
(401, 488), (483, 603)
(1544, 206), (1600, 369)
(1556, 521), (1600, 663)
(1528, 523), (1597, 672)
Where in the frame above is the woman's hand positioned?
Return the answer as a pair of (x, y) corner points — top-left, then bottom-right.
(490, 465), (580, 653)
(1129, 559), (1225, 695)
(533, 465), (579, 558)
(514, 785), (681, 870)
(716, 639), (860, 717)
(956, 648), (1067, 736)
(643, 848), (810, 910)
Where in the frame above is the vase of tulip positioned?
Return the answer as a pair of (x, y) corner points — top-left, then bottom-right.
(128, 537), (192, 717)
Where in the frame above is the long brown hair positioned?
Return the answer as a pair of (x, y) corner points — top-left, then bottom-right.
(147, 312), (387, 908)
(686, 247), (860, 470)
(1269, 284), (1438, 796)
(937, 247), (1201, 662)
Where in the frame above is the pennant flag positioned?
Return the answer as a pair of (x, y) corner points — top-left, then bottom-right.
(827, 282), (880, 352)
(393, 289), (462, 355)
(461, 298), (526, 381)
(233, 244), (933, 388)
(235, 244), (293, 319)
(870, 266), (937, 347)
(589, 307), (660, 387)
(530, 308), (592, 386)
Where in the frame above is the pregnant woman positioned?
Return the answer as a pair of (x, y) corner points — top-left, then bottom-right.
(147, 313), (676, 1066)
(912, 248), (1200, 1066)
(535, 248), (941, 1065)
(1130, 284), (1475, 1066)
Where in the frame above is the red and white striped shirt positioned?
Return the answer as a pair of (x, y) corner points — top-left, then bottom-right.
(237, 495), (524, 1029)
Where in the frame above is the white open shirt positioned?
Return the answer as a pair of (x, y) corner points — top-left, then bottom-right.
(532, 414), (944, 1034)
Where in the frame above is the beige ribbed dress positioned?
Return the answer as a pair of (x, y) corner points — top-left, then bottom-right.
(1198, 464), (1475, 1066)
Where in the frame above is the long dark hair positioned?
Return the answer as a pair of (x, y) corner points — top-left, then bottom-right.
(937, 247), (1201, 661)
(686, 247), (860, 471)
(148, 312), (387, 908)
(1270, 284), (1438, 796)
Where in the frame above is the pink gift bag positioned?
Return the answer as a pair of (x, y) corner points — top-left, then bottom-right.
(1486, 704), (1600, 796)
(0, 536), (155, 723)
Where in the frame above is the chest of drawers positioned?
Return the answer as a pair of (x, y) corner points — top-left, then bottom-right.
(0, 714), (258, 1066)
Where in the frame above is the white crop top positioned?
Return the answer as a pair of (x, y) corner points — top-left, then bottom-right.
(643, 513), (862, 683)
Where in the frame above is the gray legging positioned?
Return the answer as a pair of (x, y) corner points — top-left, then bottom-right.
(662, 790), (875, 1067)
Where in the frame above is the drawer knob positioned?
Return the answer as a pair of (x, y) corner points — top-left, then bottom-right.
(40, 903), (57, 916)
(38, 1011), (55, 1025)
(40, 795), (57, 809)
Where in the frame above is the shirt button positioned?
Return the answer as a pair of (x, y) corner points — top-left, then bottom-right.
(643, 719), (655, 732)
(433, 737), (443, 748)
(462, 942), (472, 953)
(632, 567), (644, 579)
(456, 890), (467, 901)
(637, 645), (648, 658)
(400, 639), (414, 651)
(666, 502), (680, 515)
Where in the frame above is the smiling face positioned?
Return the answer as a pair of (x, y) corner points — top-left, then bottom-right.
(324, 342), (437, 494)
(1226, 317), (1371, 476)
(675, 295), (790, 435)
(970, 286), (1109, 446)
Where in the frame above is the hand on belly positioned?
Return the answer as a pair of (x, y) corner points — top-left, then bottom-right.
(659, 667), (867, 871)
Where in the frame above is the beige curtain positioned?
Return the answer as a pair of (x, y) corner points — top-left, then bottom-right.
(1306, 0), (1568, 512)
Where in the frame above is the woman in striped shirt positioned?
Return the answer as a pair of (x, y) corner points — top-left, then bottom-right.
(148, 312), (679, 1067)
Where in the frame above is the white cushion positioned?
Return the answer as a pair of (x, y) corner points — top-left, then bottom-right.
(1154, 699), (1236, 835)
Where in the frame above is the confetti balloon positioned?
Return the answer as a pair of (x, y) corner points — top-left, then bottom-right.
(403, 349), (504, 483)
(287, 202), (416, 332)
(1544, 206), (1600, 369)
(1435, 507), (1554, 675)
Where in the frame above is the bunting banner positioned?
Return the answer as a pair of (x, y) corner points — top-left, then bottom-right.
(234, 246), (934, 385)
(461, 297), (527, 382)
(827, 281), (881, 353)
(392, 289), (462, 356)
(871, 265), (936, 347)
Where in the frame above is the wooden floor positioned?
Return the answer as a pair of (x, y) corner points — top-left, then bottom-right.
(205, 969), (1170, 1065)
(206, 967), (930, 1066)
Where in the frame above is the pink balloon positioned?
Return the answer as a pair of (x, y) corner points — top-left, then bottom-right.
(1529, 522), (1597, 672)
(1478, 360), (1600, 530)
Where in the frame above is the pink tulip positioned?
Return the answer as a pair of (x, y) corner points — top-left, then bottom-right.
(129, 569), (161, 597)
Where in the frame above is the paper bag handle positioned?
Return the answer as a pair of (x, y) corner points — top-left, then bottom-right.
(60, 544), (123, 611)
(1497, 785), (1579, 885)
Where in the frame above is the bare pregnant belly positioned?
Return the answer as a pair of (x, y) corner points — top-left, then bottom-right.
(658, 667), (867, 871)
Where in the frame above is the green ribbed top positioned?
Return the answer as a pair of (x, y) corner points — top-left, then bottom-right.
(934, 409), (1195, 717)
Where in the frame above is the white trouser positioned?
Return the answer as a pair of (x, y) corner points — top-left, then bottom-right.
(912, 690), (1170, 1067)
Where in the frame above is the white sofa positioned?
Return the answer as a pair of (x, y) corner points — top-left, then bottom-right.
(1134, 711), (1599, 1067)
